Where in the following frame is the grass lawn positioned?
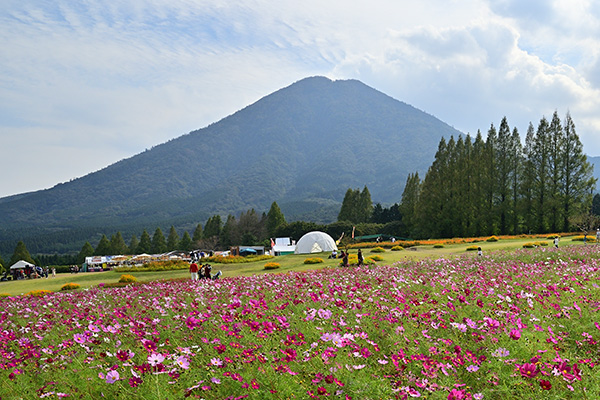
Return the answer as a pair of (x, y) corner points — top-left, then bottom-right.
(0, 236), (581, 297)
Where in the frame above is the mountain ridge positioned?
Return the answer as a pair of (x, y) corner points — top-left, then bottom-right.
(0, 76), (463, 254)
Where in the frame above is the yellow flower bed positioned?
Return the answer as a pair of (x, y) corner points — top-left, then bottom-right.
(60, 283), (81, 291)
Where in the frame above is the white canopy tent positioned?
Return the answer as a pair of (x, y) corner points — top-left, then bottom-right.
(294, 231), (338, 254)
(10, 260), (35, 270)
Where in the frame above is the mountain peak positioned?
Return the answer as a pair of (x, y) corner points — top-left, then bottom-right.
(0, 77), (463, 254)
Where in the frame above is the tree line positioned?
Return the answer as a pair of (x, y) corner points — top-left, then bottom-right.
(399, 112), (596, 238)
(1, 112), (596, 272)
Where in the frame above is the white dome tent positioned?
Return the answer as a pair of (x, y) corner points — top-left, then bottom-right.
(294, 231), (338, 254)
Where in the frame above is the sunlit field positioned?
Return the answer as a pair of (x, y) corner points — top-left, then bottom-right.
(2, 243), (600, 399)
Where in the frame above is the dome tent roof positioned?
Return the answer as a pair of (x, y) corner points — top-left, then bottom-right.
(294, 231), (338, 254)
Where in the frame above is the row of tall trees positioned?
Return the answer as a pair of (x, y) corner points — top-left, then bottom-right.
(400, 112), (596, 238)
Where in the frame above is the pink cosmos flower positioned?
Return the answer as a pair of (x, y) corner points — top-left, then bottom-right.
(176, 355), (190, 369)
(105, 370), (120, 384)
(509, 329), (521, 340)
(539, 380), (552, 390)
(518, 363), (539, 378)
(129, 377), (142, 387)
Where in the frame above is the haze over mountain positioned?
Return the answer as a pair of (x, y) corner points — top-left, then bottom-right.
(0, 76), (462, 254)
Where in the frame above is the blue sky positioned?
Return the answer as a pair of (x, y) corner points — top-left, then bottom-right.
(1, 0), (600, 198)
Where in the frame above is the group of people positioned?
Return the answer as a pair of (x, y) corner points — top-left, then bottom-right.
(189, 261), (221, 281)
(189, 250), (212, 261)
(330, 249), (364, 267)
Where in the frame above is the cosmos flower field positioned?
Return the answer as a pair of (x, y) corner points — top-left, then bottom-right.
(2, 246), (600, 399)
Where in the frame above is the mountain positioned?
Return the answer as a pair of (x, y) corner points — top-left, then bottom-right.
(0, 76), (462, 255)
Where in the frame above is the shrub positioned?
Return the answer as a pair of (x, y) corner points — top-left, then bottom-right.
(368, 255), (384, 262)
(0, 293), (10, 297)
(119, 274), (137, 283)
(26, 289), (53, 297)
(522, 242), (536, 248)
(391, 246), (404, 251)
(466, 245), (479, 251)
(486, 236), (499, 242)
(116, 260), (188, 272)
(264, 262), (280, 270)
(208, 254), (274, 264)
(304, 258), (324, 264)
(60, 283), (81, 291)
(370, 247), (385, 253)
(433, 244), (444, 248)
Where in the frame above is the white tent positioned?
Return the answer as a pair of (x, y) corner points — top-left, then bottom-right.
(10, 260), (35, 270)
(294, 231), (338, 254)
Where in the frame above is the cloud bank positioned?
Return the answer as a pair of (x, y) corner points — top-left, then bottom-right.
(1, 0), (599, 197)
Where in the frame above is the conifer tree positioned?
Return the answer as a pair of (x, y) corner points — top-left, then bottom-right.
(358, 186), (373, 223)
(338, 188), (360, 222)
(561, 112), (596, 231)
(510, 127), (523, 234)
(77, 242), (95, 264)
(266, 202), (286, 237)
(9, 240), (35, 266)
(495, 117), (513, 234)
(220, 215), (237, 248)
(0, 254), (5, 274)
(151, 228), (167, 254)
(203, 215), (222, 238)
(521, 123), (537, 233)
(416, 137), (448, 238)
(137, 230), (152, 254)
(167, 226), (180, 251)
(110, 232), (129, 255)
(128, 234), (139, 255)
(471, 131), (487, 236)
(532, 117), (551, 232)
(179, 231), (193, 251)
(94, 235), (112, 256)
(548, 111), (564, 232)
(192, 224), (203, 243)
(399, 172), (421, 237)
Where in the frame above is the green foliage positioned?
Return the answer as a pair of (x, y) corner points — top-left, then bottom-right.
(466, 245), (479, 251)
(128, 234), (139, 254)
(266, 202), (286, 237)
(179, 231), (193, 251)
(167, 226), (180, 251)
(433, 244), (444, 248)
(151, 228), (167, 254)
(203, 215), (222, 239)
(77, 242), (95, 264)
(9, 240), (35, 266)
(94, 235), (111, 256)
(192, 223), (203, 243)
(486, 236), (499, 242)
(110, 232), (128, 255)
(137, 230), (152, 254)
(338, 186), (372, 223)
(391, 245), (404, 251)
(370, 246), (385, 253)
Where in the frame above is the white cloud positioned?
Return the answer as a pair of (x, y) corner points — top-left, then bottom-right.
(1, 0), (600, 197)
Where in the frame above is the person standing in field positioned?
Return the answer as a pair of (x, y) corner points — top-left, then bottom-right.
(554, 236), (559, 248)
(596, 228), (599, 244)
(357, 249), (364, 266)
(189, 261), (199, 281)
